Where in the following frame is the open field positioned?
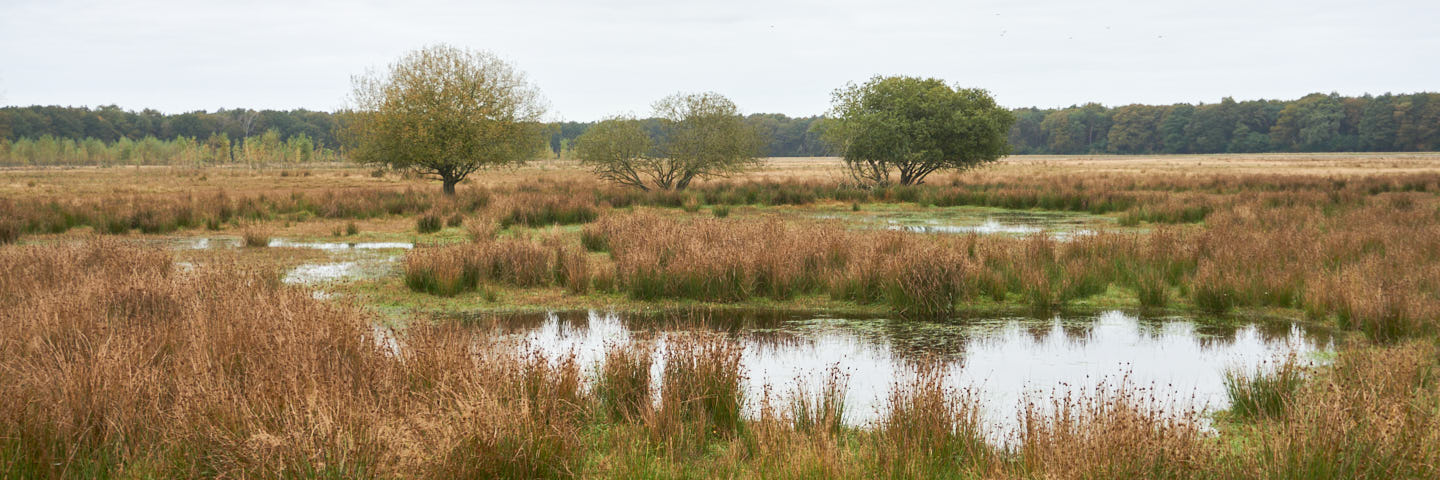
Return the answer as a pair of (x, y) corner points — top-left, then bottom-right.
(4, 154), (1440, 478)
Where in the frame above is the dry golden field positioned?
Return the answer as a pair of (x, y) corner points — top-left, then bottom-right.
(2, 153), (1439, 478)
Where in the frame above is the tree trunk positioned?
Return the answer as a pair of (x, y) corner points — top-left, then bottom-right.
(442, 177), (458, 196)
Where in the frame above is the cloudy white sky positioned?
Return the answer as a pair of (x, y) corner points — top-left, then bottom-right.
(1, 0), (1436, 121)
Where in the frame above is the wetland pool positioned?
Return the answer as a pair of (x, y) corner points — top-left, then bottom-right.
(474, 309), (1331, 437)
(811, 206), (1110, 240)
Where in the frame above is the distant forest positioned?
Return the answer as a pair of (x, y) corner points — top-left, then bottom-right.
(2, 92), (1437, 166)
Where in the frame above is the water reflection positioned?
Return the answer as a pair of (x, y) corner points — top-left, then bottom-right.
(894, 218), (1041, 235)
(267, 239), (413, 250)
(284, 261), (361, 284)
(478, 309), (1331, 435)
(168, 237), (414, 251)
(817, 207), (1106, 239)
(282, 256), (402, 285)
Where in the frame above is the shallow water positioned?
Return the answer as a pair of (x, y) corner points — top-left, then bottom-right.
(891, 219), (1096, 241)
(169, 237), (414, 251)
(168, 236), (243, 249)
(481, 309), (1330, 436)
(283, 261), (363, 284)
(818, 207), (1107, 239)
(267, 239), (414, 250)
(165, 236), (411, 285)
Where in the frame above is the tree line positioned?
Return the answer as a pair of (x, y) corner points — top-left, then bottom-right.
(0, 105), (829, 162)
(0, 106), (339, 147)
(4, 92), (1438, 163)
(0, 130), (338, 167)
(1009, 93), (1440, 154)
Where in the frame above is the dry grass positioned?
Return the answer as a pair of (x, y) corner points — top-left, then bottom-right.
(4, 240), (1439, 477)
(1017, 381), (1215, 479)
(6, 156), (1440, 477)
(874, 361), (992, 477)
(1217, 342), (1440, 478)
(438, 195), (1440, 339)
(240, 227), (270, 247)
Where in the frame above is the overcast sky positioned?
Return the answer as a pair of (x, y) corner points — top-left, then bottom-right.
(1, 0), (1436, 121)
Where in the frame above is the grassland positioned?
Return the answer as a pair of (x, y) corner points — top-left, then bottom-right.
(3, 154), (1440, 478)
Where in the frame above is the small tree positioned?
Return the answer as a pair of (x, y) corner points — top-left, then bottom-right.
(341, 45), (547, 195)
(823, 76), (1014, 186)
(576, 92), (765, 190)
(573, 115), (654, 189)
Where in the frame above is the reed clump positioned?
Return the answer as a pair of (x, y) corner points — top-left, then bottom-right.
(403, 237), (557, 296)
(651, 335), (747, 451)
(241, 227), (270, 247)
(1017, 382), (1216, 479)
(1223, 356), (1305, 421)
(874, 361), (992, 477)
(497, 193), (599, 228)
(1217, 342), (1440, 478)
(415, 211), (443, 233)
(788, 367), (849, 438)
(596, 341), (655, 422)
(0, 220), (19, 244)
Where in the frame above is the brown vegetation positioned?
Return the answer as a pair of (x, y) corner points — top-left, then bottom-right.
(6, 156), (1440, 478)
(409, 193), (1440, 340)
(2, 240), (1438, 478)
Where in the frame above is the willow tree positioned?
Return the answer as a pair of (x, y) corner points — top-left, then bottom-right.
(575, 92), (765, 190)
(823, 76), (1014, 186)
(342, 45), (547, 195)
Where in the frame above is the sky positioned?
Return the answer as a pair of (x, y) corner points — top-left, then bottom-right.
(1, 0), (1436, 121)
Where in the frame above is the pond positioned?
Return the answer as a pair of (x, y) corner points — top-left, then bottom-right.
(812, 205), (1110, 240)
(473, 309), (1331, 437)
(165, 236), (412, 285)
(168, 236), (415, 252)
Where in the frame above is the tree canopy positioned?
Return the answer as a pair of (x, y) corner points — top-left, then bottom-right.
(824, 76), (1015, 186)
(575, 92), (765, 190)
(340, 45), (547, 194)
